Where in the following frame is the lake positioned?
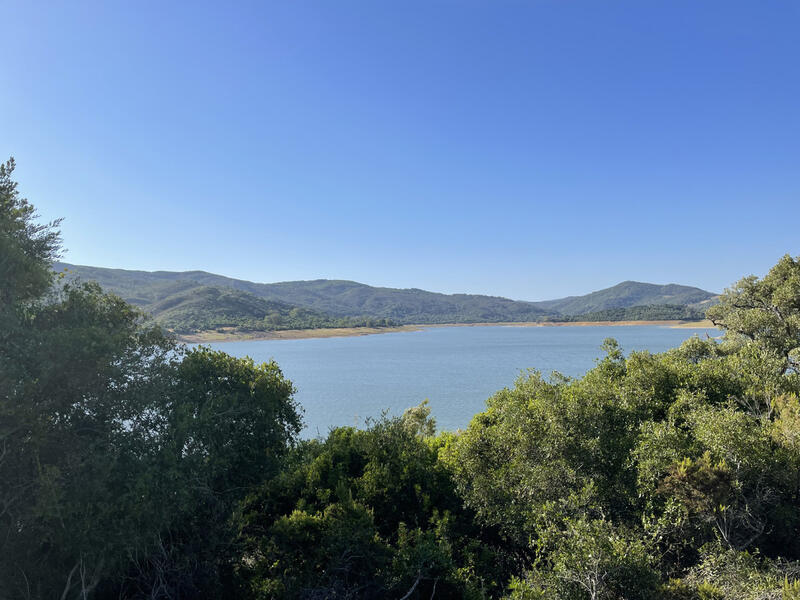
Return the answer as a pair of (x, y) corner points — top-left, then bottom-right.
(202, 324), (720, 437)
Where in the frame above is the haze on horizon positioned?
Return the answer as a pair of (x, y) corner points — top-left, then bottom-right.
(2, 1), (798, 301)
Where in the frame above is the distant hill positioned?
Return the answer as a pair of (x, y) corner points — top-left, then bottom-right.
(52, 264), (393, 333)
(53, 263), (716, 333)
(54, 263), (553, 326)
(532, 281), (716, 316)
(142, 285), (351, 333)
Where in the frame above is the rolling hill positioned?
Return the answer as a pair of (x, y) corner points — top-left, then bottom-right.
(533, 281), (716, 315)
(53, 262), (717, 333)
(54, 263), (553, 326)
(142, 285), (347, 333)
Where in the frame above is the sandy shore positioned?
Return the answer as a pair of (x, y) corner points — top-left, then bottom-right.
(176, 325), (425, 343)
(175, 319), (717, 343)
(667, 319), (716, 329)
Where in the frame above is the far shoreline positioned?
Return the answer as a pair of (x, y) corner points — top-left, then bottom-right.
(175, 319), (718, 343)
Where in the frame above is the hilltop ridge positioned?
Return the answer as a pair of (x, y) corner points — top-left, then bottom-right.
(536, 280), (716, 315)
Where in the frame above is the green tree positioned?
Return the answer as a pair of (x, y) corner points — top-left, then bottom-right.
(506, 515), (660, 600)
(444, 341), (663, 549)
(0, 159), (303, 598)
(708, 254), (800, 376)
(0, 157), (61, 307)
(238, 404), (501, 598)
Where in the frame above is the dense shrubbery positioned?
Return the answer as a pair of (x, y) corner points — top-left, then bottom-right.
(3, 159), (800, 598)
(236, 404), (510, 598)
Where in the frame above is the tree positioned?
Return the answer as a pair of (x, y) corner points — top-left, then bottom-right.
(0, 282), (180, 598)
(0, 157), (61, 308)
(237, 405), (500, 599)
(507, 516), (660, 600)
(708, 254), (800, 376)
(0, 159), (303, 598)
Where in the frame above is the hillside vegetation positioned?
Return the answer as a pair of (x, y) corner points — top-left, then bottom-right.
(535, 280), (716, 315)
(145, 285), (392, 333)
(55, 262), (716, 333)
(563, 303), (706, 322)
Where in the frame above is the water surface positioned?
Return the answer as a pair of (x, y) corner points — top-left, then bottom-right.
(203, 324), (719, 437)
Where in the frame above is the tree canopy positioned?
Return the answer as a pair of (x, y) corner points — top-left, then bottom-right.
(0, 159), (302, 598)
(708, 254), (800, 375)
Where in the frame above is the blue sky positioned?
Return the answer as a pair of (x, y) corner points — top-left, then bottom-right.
(2, 1), (798, 300)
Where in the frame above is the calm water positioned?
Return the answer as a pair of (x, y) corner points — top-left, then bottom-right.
(202, 325), (719, 437)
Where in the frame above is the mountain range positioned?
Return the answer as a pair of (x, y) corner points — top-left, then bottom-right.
(53, 262), (717, 334)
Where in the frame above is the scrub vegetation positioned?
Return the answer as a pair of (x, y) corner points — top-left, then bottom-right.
(3, 159), (800, 598)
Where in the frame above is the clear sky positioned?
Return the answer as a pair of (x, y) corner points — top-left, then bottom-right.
(2, 1), (798, 300)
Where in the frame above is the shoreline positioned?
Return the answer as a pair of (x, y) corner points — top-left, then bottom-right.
(175, 319), (717, 343)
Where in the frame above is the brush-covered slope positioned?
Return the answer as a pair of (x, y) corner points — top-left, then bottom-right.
(532, 281), (716, 316)
(564, 304), (706, 322)
(53, 263), (388, 332)
(55, 263), (553, 325)
(145, 285), (342, 333)
(54, 263), (715, 331)
(248, 280), (554, 323)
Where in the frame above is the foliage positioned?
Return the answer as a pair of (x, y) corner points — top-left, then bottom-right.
(237, 404), (504, 598)
(506, 515), (660, 600)
(708, 254), (800, 375)
(447, 304), (800, 597)
(0, 161), (302, 598)
(0, 158), (61, 307)
(5, 161), (800, 598)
